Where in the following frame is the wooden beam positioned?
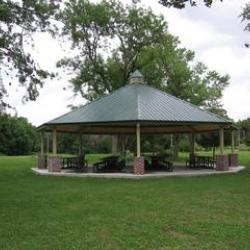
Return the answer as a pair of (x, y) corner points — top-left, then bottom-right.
(237, 129), (241, 147)
(136, 123), (141, 157)
(40, 132), (44, 155)
(52, 129), (57, 155)
(219, 128), (224, 155)
(231, 130), (235, 154)
(170, 134), (173, 148)
(190, 133), (195, 155)
(79, 134), (83, 155)
(46, 133), (50, 154)
(111, 135), (118, 154)
(41, 123), (232, 135)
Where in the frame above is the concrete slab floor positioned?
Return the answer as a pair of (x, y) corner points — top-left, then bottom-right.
(31, 166), (245, 179)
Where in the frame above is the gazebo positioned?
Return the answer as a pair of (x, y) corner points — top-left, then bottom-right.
(37, 70), (238, 175)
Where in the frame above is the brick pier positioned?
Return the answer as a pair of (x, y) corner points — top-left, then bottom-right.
(229, 153), (238, 167)
(47, 156), (63, 172)
(134, 157), (145, 175)
(216, 155), (229, 171)
(38, 154), (46, 169)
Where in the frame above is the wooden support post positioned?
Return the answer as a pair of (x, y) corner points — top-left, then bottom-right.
(46, 133), (50, 154)
(111, 135), (118, 154)
(238, 129), (241, 146)
(38, 132), (46, 169)
(79, 134), (83, 155)
(136, 123), (141, 157)
(231, 130), (235, 154)
(134, 123), (144, 175)
(47, 128), (62, 172)
(219, 128), (224, 155)
(52, 129), (57, 155)
(40, 132), (44, 155)
(229, 129), (238, 167)
(216, 127), (229, 171)
(170, 134), (173, 148)
(238, 130), (241, 147)
(190, 133), (195, 155)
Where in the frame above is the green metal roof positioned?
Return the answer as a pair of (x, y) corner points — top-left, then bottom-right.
(41, 83), (231, 127)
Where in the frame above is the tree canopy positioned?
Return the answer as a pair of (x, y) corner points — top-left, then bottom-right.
(242, 3), (250, 31)
(158, 0), (220, 8)
(241, 2), (250, 47)
(0, 0), (233, 115)
(238, 118), (250, 146)
(58, 0), (229, 115)
(0, 0), (59, 112)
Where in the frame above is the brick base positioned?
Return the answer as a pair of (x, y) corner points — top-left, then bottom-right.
(38, 154), (46, 169)
(47, 156), (62, 172)
(228, 153), (238, 167)
(133, 157), (145, 175)
(216, 155), (229, 171)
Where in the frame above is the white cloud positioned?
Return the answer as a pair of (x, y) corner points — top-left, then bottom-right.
(198, 46), (250, 76)
(7, 77), (84, 126)
(223, 83), (250, 121)
(4, 0), (250, 125)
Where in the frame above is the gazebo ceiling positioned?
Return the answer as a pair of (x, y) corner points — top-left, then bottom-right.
(38, 82), (234, 134)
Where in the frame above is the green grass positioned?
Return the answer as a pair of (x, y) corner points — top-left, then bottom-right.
(0, 152), (250, 250)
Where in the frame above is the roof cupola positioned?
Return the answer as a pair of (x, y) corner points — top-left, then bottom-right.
(129, 70), (145, 84)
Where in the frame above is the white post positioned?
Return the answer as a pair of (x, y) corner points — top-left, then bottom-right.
(40, 132), (44, 155)
(190, 133), (195, 155)
(111, 135), (118, 154)
(231, 130), (235, 154)
(219, 128), (224, 155)
(46, 133), (50, 154)
(170, 134), (173, 148)
(238, 129), (241, 146)
(136, 123), (141, 157)
(52, 129), (57, 155)
(79, 134), (83, 155)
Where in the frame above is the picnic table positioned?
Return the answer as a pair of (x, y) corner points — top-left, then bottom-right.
(186, 154), (215, 169)
(93, 155), (125, 173)
(145, 154), (173, 172)
(62, 155), (88, 171)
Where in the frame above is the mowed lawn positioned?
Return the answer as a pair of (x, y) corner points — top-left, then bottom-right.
(0, 153), (250, 250)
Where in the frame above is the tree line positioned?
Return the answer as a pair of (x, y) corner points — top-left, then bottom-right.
(2, 112), (250, 156)
(0, 114), (112, 155)
(0, 114), (38, 155)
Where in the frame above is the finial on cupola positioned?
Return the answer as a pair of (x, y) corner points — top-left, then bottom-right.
(129, 70), (145, 84)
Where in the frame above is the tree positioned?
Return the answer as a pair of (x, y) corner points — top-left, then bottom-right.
(158, 0), (220, 8)
(57, 133), (112, 154)
(238, 118), (250, 146)
(0, 0), (59, 112)
(241, 2), (250, 47)
(59, 0), (229, 109)
(196, 131), (231, 150)
(58, 0), (171, 100)
(0, 114), (38, 155)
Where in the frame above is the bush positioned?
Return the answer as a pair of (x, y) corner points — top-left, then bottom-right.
(0, 114), (38, 155)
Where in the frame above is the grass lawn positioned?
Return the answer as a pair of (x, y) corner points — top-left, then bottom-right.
(0, 152), (250, 250)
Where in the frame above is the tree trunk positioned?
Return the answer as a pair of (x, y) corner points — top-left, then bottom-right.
(117, 135), (135, 153)
(117, 135), (126, 152)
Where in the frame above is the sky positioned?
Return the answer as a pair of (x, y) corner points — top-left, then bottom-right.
(4, 0), (250, 126)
